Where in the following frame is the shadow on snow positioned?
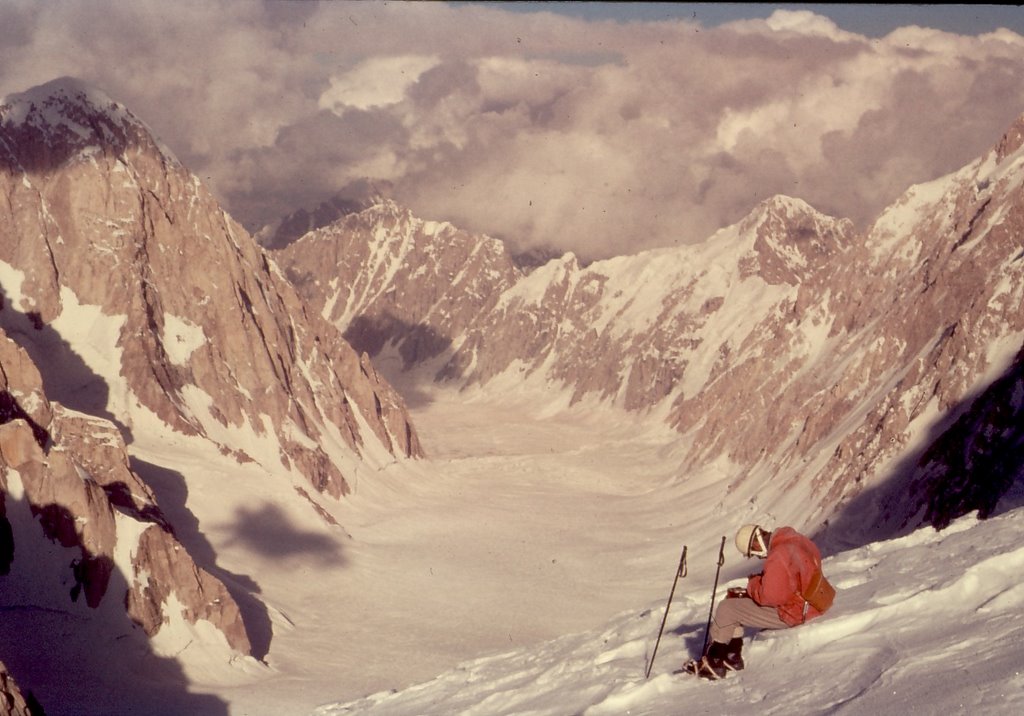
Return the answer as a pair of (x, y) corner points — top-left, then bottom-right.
(0, 492), (229, 716)
(814, 339), (1024, 557)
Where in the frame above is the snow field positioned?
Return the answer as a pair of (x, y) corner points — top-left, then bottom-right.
(67, 376), (679, 715)
(4, 322), (1022, 715)
(316, 507), (1024, 716)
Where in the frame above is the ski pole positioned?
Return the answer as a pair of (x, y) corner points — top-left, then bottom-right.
(645, 544), (687, 679)
(700, 536), (727, 655)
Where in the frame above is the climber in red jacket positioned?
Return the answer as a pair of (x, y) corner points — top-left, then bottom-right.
(693, 524), (835, 680)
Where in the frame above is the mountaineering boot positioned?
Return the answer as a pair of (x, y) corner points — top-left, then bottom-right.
(724, 637), (744, 671)
(695, 641), (729, 680)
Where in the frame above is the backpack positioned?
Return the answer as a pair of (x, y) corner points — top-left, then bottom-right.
(802, 569), (836, 613)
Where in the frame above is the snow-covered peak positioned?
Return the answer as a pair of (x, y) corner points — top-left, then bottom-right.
(741, 194), (848, 232)
(363, 196), (411, 221)
(3, 76), (124, 132)
(733, 194), (854, 285)
(3, 76), (117, 113)
(0, 76), (174, 166)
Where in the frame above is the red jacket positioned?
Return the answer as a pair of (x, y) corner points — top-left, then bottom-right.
(747, 526), (825, 626)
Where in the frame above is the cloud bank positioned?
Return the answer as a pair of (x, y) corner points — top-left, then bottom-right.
(3, 1), (1024, 260)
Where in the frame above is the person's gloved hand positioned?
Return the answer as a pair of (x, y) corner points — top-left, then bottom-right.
(726, 587), (748, 599)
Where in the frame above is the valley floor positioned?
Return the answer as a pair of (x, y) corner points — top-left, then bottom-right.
(182, 380), (707, 715)
(213, 378), (1024, 716)
(15, 376), (1023, 716)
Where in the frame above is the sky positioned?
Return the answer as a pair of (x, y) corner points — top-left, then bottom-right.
(499, 3), (1024, 37)
(2, 1), (1024, 260)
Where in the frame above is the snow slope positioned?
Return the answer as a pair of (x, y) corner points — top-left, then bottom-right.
(147, 368), (1019, 716)
(5, 78), (1023, 716)
(316, 505), (1024, 716)
(5, 340), (1021, 716)
(178, 375), (1019, 716)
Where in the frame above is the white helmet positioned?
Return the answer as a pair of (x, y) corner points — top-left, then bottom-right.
(735, 524), (769, 558)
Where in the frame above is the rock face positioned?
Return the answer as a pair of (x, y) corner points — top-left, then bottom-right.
(0, 326), (250, 652)
(0, 77), (428, 711)
(909, 342), (1024, 529)
(0, 660), (34, 716)
(275, 195), (856, 412)
(277, 200), (523, 373)
(799, 127), (1024, 535)
(0, 78), (421, 500)
(275, 119), (1024, 535)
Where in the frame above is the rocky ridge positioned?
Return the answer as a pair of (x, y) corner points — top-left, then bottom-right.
(0, 78), (421, 500)
(0, 659), (34, 716)
(1, 325), (251, 669)
(254, 180), (396, 251)
(274, 119), (1024, 536)
(0, 77), (425, 711)
(279, 199), (524, 373)
(276, 195), (857, 411)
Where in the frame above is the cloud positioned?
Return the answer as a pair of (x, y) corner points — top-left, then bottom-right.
(3, 1), (1024, 261)
(764, 9), (846, 36)
(319, 55), (440, 111)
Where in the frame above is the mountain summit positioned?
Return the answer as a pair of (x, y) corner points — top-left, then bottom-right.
(1, 77), (421, 497)
(0, 76), (172, 172)
(274, 113), (1024, 542)
(3, 75), (1022, 714)
(1, 78), (424, 708)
